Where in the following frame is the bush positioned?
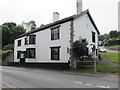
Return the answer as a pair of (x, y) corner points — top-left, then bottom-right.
(0, 50), (13, 61)
(3, 44), (14, 51)
(104, 38), (120, 46)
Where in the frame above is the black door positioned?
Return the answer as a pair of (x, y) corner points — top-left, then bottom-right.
(20, 51), (26, 64)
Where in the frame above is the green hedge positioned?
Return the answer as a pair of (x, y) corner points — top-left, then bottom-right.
(0, 50), (13, 61)
(104, 38), (120, 46)
(3, 44), (14, 51)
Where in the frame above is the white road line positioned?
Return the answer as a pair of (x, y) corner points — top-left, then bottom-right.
(74, 81), (110, 88)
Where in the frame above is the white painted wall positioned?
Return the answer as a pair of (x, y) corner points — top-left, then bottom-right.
(14, 13), (99, 63)
(14, 21), (70, 63)
(74, 14), (98, 54)
(14, 37), (26, 62)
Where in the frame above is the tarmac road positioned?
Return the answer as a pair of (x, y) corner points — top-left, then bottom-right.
(1, 66), (118, 88)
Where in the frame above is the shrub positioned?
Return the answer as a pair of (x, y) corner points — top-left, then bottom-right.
(0, 50), (13, 61)
(3, 44), (14, 51)
(72, 39), (88, 59)
(103, 38), (120, 46)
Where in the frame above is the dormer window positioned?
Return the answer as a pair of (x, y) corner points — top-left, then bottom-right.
(29, 35), (36, 44)
(51, 26), (60, 40)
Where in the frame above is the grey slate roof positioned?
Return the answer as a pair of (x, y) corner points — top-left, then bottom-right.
(17, 10), (100, 39)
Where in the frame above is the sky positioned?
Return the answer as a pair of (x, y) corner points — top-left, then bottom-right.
(0, 0), (119, 35)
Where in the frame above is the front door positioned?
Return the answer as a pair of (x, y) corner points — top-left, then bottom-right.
(20, 51), (26, 64)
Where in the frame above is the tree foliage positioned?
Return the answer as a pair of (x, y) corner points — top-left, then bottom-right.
(104, 38), (120, 46)
(3, 44), (14, 51)
(2, 22), (16, 28)
(109, 30), (119, 38)
(0, 50), (13, 61)
(2, 22), (25, 48)
(99, 30), (120, 46)
(72, 39), (88, 59)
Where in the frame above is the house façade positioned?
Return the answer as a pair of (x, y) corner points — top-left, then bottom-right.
(13, 0), (100, 69)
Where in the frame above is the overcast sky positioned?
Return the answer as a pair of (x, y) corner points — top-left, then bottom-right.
(0, 0), (119, 34)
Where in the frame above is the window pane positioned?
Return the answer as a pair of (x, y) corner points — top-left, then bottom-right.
(51, 47), (60, 60)
(51, 27), (59, 40)
(26, 48), (35, 58)
(25, 38), (27, 45)
(17, 51), (21, 59)
(29, 35), (36, 44)
(92, 32), (95, 43)
(18, 40), (21, 46)
(53, 55), (58, 60)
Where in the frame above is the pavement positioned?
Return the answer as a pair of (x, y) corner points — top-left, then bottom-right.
(1, 66), (118, 88)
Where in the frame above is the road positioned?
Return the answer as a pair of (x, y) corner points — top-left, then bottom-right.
(106, 49), (120, 53)
(1, 66), (118, 88)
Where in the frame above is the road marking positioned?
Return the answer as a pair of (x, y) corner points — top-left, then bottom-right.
(74, 81), (110, 88)
(0, 82), (16, 88)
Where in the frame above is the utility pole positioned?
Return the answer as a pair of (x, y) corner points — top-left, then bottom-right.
(94, 57), (97, 73)
(92, 45), (97, 73)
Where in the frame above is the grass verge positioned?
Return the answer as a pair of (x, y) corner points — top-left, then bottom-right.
(101, 52), (120, 64)
(66, 62), (119, 74)
(109, 45), (120, 49)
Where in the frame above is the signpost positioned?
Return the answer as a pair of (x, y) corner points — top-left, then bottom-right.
(92, 45), (97, 73)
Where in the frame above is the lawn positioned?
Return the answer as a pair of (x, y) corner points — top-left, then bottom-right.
(101, 52), (120, 64)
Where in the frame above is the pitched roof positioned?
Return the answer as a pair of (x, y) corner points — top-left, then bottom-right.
(17, 10), (100, 39)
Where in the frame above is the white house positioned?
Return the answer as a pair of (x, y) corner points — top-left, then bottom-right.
(14, 0), (100, 69)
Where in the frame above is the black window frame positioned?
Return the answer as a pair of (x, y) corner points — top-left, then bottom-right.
(26, 48), (36, 58)
(51, 26), (60, 40)
(18, 40), (21, 46)
(17, 51), (21, 59)
(29, 35), (36, 44)
(25, 37), (27, 45)
(50, 46), (61, 60)
(92, 32), (96, 43)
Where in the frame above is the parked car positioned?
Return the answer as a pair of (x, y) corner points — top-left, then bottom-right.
(98, 47), (107, 52)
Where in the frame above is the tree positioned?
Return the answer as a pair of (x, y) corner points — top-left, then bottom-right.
(28, 20), (36, 30)
(98, 35), (105, 41)
(72, 39), (88, 58)
(109, 30), (118, 38)
(40, 24), (45, 27)
(2, 22), (25, 48)
(2, 22), (16, 29)
(2, 25), (11, 47)
(3, 44), (14, 51)
(71, 38), (88, 69)
(104, 38), (120, 46)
